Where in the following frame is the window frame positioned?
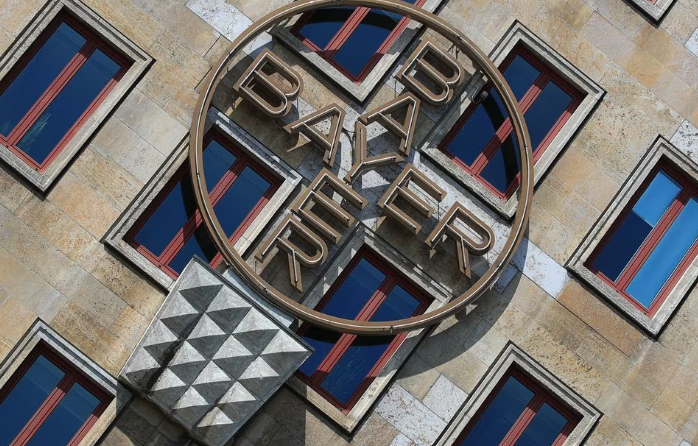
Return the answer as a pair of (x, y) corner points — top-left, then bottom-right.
(285, 226), (451, 433)
(105, 108), (302, 290)
(289, 1), (427, 84)
(0, 321), (124, 446)
(585, 162), (698, 317)
(0, 11), (130, 174)
(0, 343), (112, 446)
(0, 0), (151, 192)
(272, 0), (444, 103)
(452, 368), (580, 446)
(124, 129), (282, 279)
(438, 45), (584, 200)
(419, 22), (604, 218)
(436, 344), (600, 446)
(569, 137), (698, 336)
(295, 247), (432, 412)
(627, 0), (676, 22)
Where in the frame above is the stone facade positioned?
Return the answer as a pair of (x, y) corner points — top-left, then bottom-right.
(0, 1), (697, 446)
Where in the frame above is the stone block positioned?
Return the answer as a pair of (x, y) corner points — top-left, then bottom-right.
(0, 298), (36, 345)
(375, 385), (446, 446)
(395, 353), (441, 401)
(48, 172), (121, 239)
(597, 383), (683, 446)
(351, 413), (400, 446)
(422, 375), (468, 422)
(557, 280), (645, 356)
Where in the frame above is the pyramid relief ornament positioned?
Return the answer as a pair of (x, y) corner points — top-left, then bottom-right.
(119, 258), (312, 446)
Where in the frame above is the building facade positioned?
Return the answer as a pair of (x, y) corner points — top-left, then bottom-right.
(0, 0), (697, 445)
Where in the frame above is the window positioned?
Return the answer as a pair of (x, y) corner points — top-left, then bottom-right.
(626, 0), (676, 22)
(437, 345), (600, 446)
(125, 130), (281, 278)
(587, 164), (698, 316)
(419, 23), (603, 218)
(296, 248), (431, 411)
(0, 343), (111, 446)
(453, 369), (580, 446)
(0, 13), (128, 173)
(439, 45), (583, 199)
(0, 0), (150, 192)
(291, 0), (424, 82)
(569, 138), (698, 335)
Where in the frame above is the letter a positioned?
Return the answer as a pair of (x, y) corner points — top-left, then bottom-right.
(284, 104), (345, 167)
(233, 49), (303, 118)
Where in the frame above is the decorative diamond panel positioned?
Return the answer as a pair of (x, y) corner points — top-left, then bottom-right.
(120, 258), (312, 446)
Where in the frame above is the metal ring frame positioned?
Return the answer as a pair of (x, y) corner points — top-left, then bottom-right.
(189, 0), (533, 335)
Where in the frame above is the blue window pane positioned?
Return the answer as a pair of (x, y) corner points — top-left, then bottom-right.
(25, 383), (100, 446)
(0, 23), (85, 136)
(320, 258), (386, 319)
(627, 198), (698, 307)
(592, 211), (652, 282)
(320, 335), (393, 405)
(299, 7), (354, 50)
(168, 226), (218, 274)
(16, 49), (120, 164)
(479, 134), (521, 192)
(370, 285), (421, 321)
(592, 171), (680, 282)
(633, 171), (681, 226)
(524, 81), (573, 152)
(0, 356), (65, 446)
(458, 376), (535, 446)
(299, 328), (342, 377)
(503, 55), (541, 101)
(445, 90), (507, 166)
(332, 9), (400, 78)
(513, 403), (568, 446)
(132, 140), (237, 257)
(214, 166), (271, 235)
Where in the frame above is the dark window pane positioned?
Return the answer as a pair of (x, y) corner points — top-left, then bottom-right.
(17, 49), (120, 165)
(479, 134), (521, 192)
(299, 327), (342, 377)
(592, 170), (680, 282)
(514, 403), (568, 446)
(592, 211), (652, 282)
(320, 258), (386, 319)
(320, 335), (393, 405)
(299, 7), (354, 50)
(214, 166), (271, 236)
(445, 90), (507, 166)
(458, 376), (535, 446)
(503, 55), (541, 101)
(370, 285), (420, 321)
(627, 197), (698, 307)
(25, 383), (100, 446)
(0, 356), (65, 446)
(168, 225), (219, 273)
(524, 81), (573, 152)
(0, 23), (85, 136)
(332, 9), (399, 78)
(132, 140), (237, 257)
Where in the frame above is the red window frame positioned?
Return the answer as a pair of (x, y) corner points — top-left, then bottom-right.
(0, 342), (112, 446)
(454, 367), (580, 446)
(296, 248), (431, 412)
(125, 130), (282, 279)
(290, 1), (427, 83)
(0, 11), (130, 173)
(439, 45), (583, 199)
(586, 160), (698, 316)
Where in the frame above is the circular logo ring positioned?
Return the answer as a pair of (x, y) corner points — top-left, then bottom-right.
(189, 0), (533, 335)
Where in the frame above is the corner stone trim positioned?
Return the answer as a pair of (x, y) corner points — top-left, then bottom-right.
(119, 258), (312, 446)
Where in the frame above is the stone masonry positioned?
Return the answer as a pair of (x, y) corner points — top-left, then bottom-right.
(0, 0), (698, 446)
